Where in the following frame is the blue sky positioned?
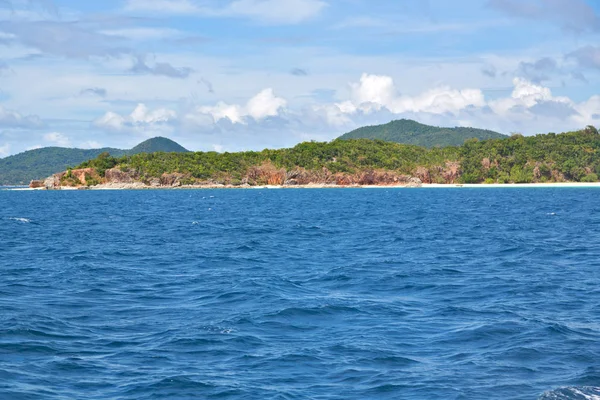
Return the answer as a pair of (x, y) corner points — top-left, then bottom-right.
(0, 0), (600, 156)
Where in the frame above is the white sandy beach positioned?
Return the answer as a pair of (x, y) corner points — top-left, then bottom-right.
(6, 182), (600, 190)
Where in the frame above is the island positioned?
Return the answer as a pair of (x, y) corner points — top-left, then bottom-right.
(29, 125), (600, 189)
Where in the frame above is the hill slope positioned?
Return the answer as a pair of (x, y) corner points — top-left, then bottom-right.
(339, 119), (506, 147)
(0, 137), (189, 185)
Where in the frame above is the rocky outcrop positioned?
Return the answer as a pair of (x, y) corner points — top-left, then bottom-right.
(44, 174), (61, 190)
(69, 168), (95, 185)
(405, 177), (423, 188)
(442, 161), (461, 184)
(414, 167), (431, 184)
(160, 173), (185, 187)
(29, 180), (44, 188)
(105, 168), (137, 183)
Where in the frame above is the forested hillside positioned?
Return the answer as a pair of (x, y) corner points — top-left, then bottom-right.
(339, 119), (506, 147)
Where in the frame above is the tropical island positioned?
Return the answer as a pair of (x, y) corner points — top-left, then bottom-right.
(27, 122), (600, 190)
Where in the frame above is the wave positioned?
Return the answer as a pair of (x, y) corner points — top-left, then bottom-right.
(540, 387), (600, 399)
(8, 217), (31, 223)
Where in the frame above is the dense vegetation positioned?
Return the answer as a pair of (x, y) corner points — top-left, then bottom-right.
(339, 119), (506, 147)
(459, 126), (600, 183)
(73, 126), (600, 186)
(0, 137), (188, 185)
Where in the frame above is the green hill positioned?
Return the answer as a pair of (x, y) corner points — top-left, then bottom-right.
(0, 137), (189, 185)
(130, 137), (189, 154)
(338, 119), (506, 147)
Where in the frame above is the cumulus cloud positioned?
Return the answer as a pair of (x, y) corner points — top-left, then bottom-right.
(195, 88), (287, 124)
(344, 73), (485, 115)
(43, 132), (71, 147)
(0, 105), (44, 128)
(94, 103), (177, 133)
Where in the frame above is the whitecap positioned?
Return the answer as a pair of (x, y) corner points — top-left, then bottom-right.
(539, 386), (600, 399)
(9, 217), (31, 223)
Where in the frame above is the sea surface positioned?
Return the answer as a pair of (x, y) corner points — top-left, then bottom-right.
(1, 188), (599, 400)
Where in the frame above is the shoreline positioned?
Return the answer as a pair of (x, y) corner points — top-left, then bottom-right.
(7, 182), (600, 190)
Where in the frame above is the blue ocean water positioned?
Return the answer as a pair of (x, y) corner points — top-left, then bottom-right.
(1, 188), (599, 400)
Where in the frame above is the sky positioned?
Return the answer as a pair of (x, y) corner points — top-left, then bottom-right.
(0, 0), (600, 156)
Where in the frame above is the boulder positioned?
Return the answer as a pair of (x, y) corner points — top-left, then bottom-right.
(405, 177), (423, 188)
(44, 174), (61, 190)
(29, 180), (44, 189)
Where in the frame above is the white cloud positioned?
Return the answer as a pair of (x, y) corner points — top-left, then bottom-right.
(196, 88), (286, 124)
(226, 0), (326, 24)
(344, 73), (485, 115)
(123, 0), (326, 24)
(123, 0), (199, 14)
(43, 132), (71, 147)
(100, 28), (183, 41)
(0, 106), (44, 128)
(94, 104), (177, 133)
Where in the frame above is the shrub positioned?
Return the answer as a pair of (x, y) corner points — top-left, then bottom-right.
(581, 173), (598, 183)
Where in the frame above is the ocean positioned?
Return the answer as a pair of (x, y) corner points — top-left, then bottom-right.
(1, 188), (599, 399)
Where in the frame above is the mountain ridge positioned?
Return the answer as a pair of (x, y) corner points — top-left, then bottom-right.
(0, 137), (188, 185)
(338, 119), (507, 147)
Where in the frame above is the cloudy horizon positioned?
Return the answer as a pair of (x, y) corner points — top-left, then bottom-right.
(0, 0), (599, 157)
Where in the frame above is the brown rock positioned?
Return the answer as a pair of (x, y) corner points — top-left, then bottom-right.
(29, 180), (44, 188)
(160, 173), (185, 186)
(415, 167), (431, 184)
(70, 168), (95, 185)
(105, 168), (136, 183)
(405, 177), (423, 188)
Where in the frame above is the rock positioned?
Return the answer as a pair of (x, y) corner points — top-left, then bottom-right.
(29, 180), (44, 188)
(70, 168), (95, 185)
(405, 177), (423, 188)
(44, 174), (60, 190)
(105, 168), (136, 183)
(284, 179), (299, 185)
(160, 172), (185, 187)
(149, 178), (161, 187)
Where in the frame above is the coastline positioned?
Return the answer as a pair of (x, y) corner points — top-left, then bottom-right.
(8, 182), (600, 190)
